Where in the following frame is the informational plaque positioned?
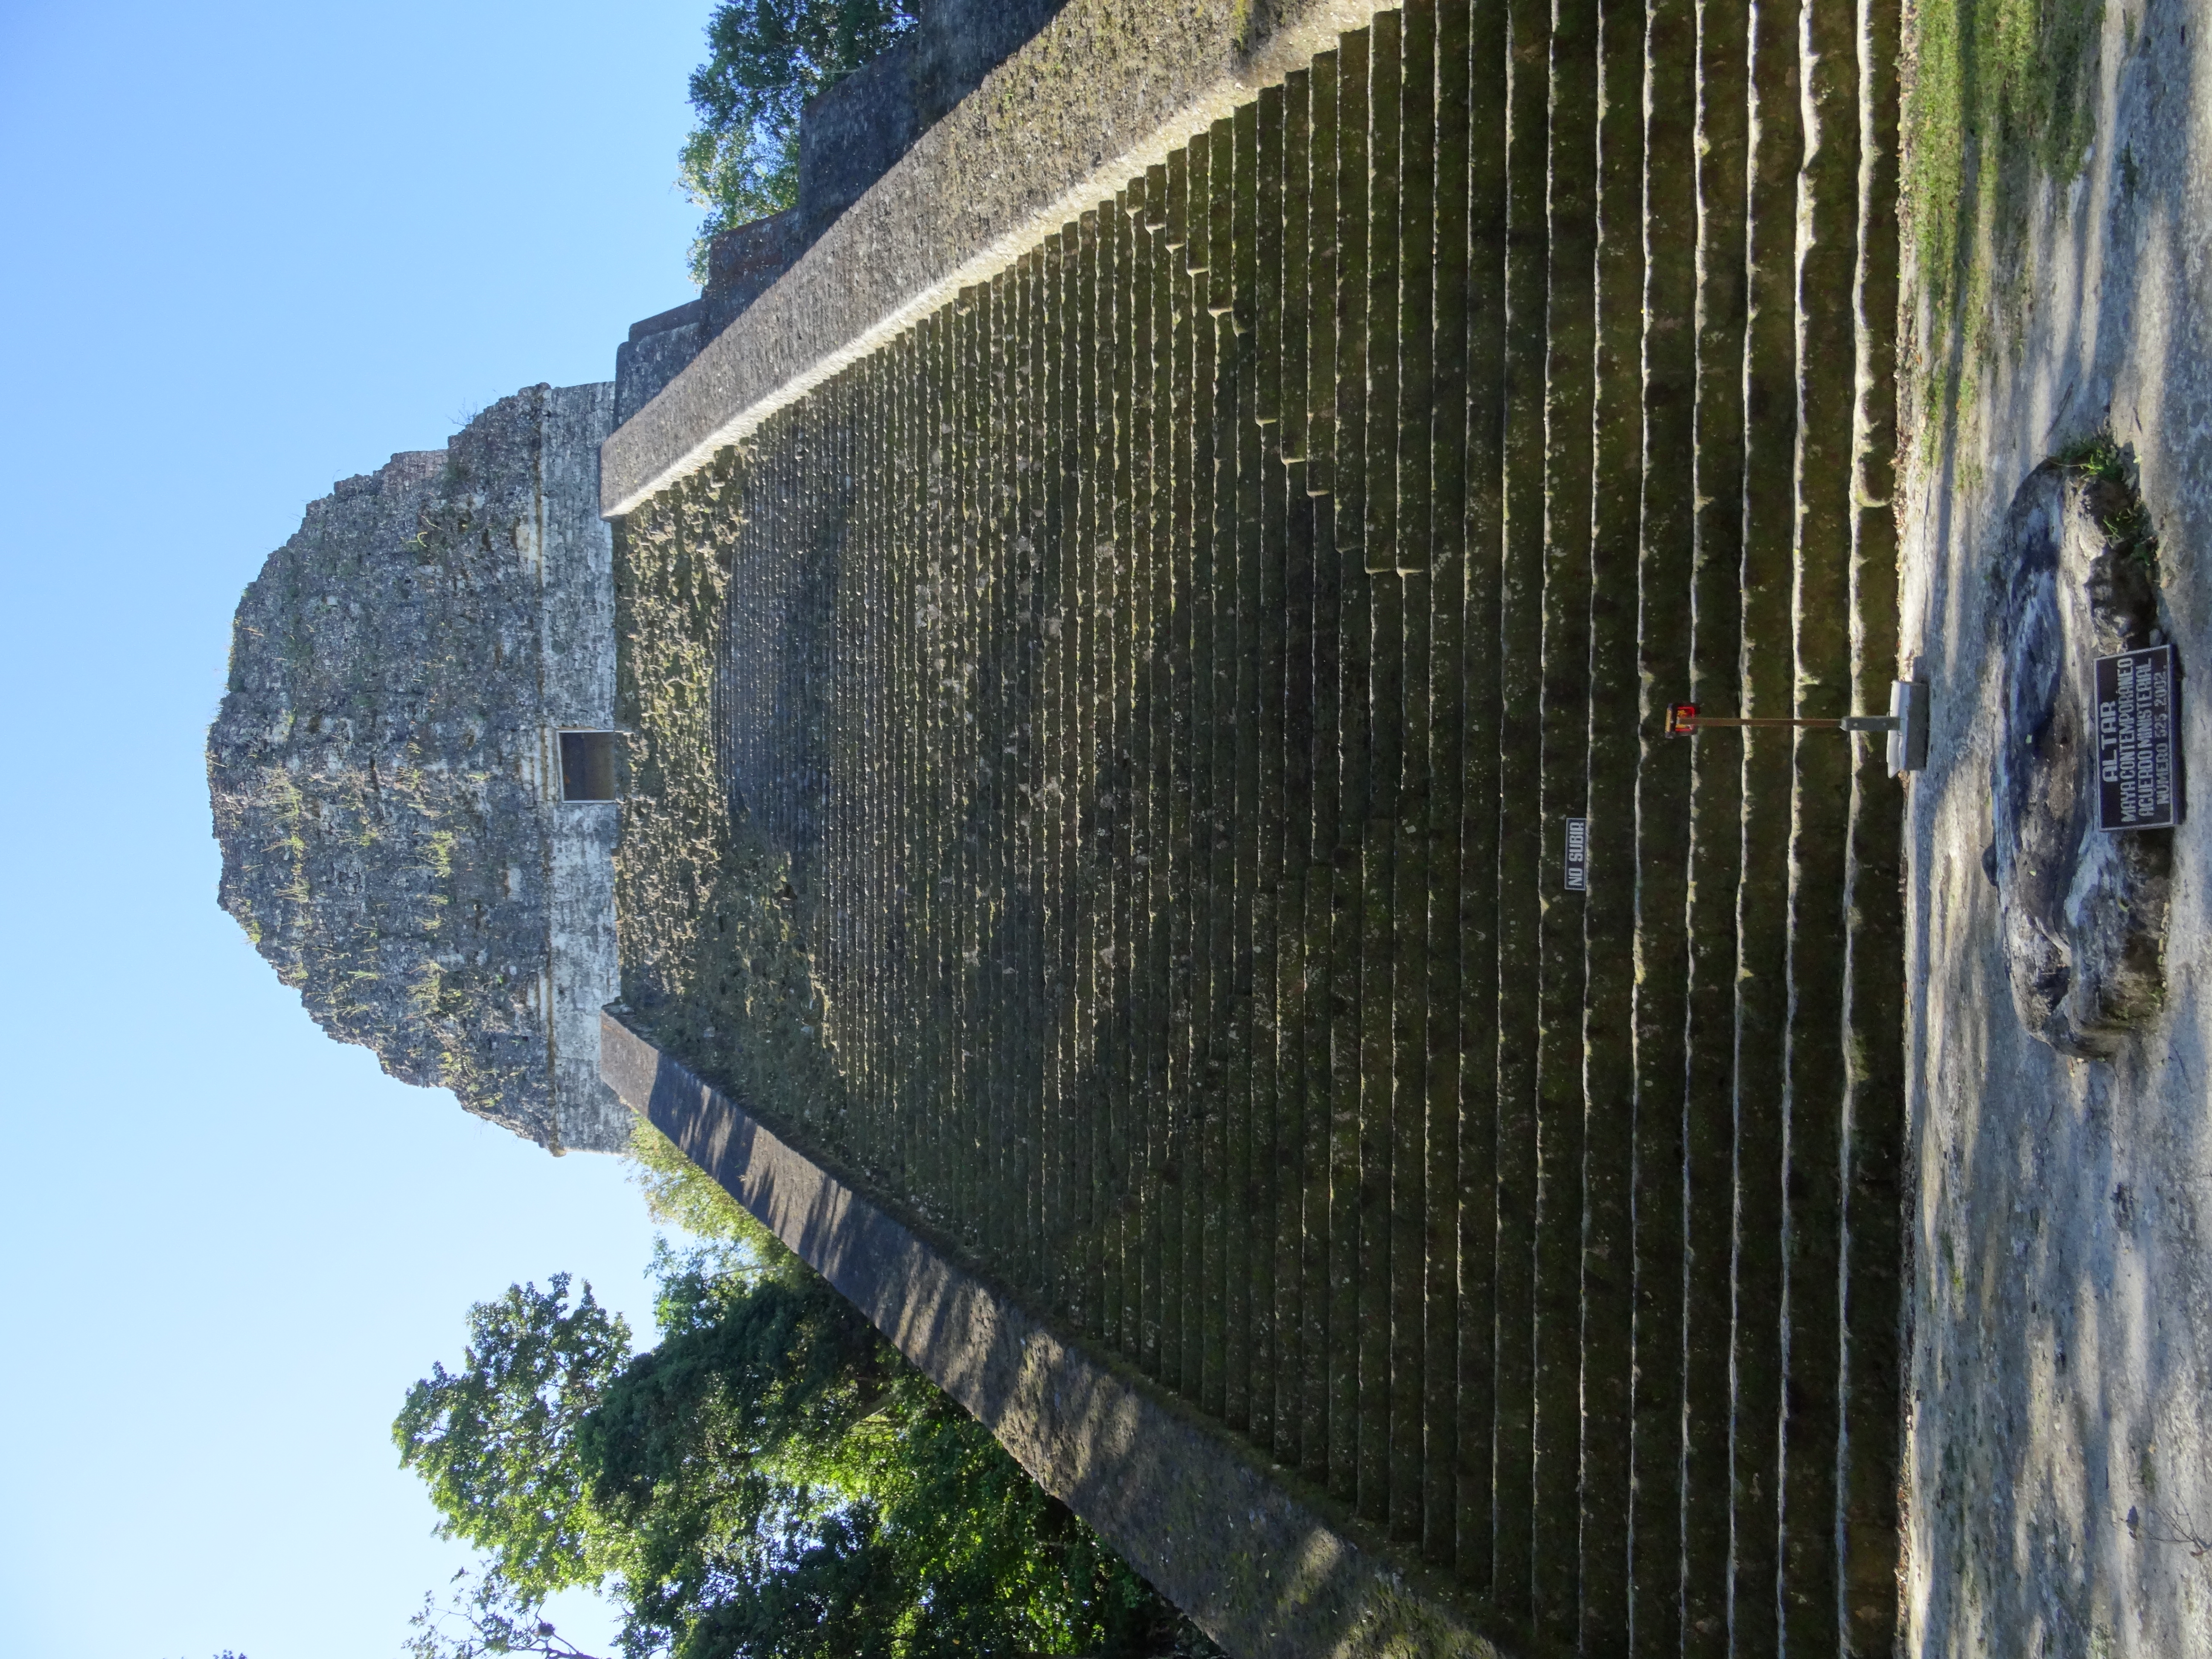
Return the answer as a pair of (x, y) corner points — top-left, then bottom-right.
(2095, 644), (2182, 831)
(1564, 818), (1589, 891)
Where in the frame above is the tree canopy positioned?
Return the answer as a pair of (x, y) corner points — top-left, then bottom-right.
(395, 1275), (631, 1601)
(397, 1123), (1213, 1658)
(678, 0), (922, 281)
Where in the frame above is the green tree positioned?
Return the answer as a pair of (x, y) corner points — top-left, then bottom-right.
(624, 1116), (776, 1250)
(393, 1274), (632, 1600)
(678, 0), (921, 281)
(398, 1124), (1213, 1658)
(407, 1569), (610, 1659)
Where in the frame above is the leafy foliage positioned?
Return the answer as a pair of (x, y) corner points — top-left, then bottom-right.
(2055, 427), (2162, 572)
(677, 0), (921, 282)
(626, 1118), (775, 1253)
(407, 1568), (611, 1659)
(399, 1135), (1215, 1658)
(394, 1275), (633, 1600)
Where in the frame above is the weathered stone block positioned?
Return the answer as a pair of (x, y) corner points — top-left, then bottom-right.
(1990, 460), (2172, 1058)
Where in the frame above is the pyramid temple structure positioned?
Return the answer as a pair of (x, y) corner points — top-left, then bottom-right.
(212, 0), (2212, 1652)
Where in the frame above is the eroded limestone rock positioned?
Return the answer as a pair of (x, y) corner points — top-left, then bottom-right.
(1990, 459), (2171, 1058)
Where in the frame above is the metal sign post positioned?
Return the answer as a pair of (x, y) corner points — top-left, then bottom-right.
(1665, 680), (1929, 777)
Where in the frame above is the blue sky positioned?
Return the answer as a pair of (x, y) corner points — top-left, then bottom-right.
(0, 4), (722, 1654)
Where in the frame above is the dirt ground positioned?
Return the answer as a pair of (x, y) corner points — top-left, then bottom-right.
(1899, 0), (2212, 1649)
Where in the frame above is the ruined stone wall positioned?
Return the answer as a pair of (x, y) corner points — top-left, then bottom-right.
(614, 0), (1069, 426)
(540, 383), (627, 1151)
(211, 383), (624, 1152)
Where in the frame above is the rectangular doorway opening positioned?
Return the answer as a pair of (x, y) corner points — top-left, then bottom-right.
(560, 731), (618, 802)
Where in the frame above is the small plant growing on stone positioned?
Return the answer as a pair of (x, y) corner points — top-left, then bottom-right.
(2055, 427), (2161, 572)
(678, 0), (921, 283)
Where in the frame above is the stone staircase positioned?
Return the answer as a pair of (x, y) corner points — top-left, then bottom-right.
(616, 0), (1906, 1649)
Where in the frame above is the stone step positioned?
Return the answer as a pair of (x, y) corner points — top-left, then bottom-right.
(1680, 0), (1749, 1607)
(1580, 0), (1647, 1629)
(612, 0), (1907, 1649)
(1490, 0), (1548, 1613)
(1635, 0), (1699, 1639)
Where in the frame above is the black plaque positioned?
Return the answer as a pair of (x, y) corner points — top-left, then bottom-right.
(2094, 644), (2181, 831)
(1564, 818), (1588, 891)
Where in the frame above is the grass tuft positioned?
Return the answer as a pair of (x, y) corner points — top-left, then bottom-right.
(2055, 426), (2161, 570)
(1903, 0), (2107, 433)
